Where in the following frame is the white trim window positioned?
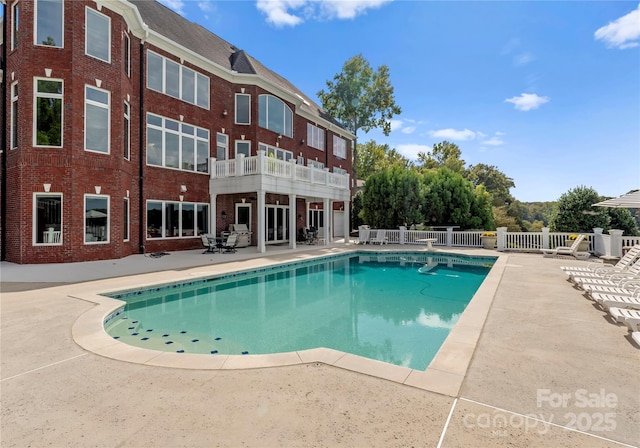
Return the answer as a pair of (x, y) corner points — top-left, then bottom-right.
(146, 50), (210, 109)
(85, 7), (111, 63)
(123, 33), (131, 77)
(34, 193), (62, 245)
(85, 85), (110, 154)
(35, 0), (63, 47)
(259, 143), (292, 161)
(258, 94), (293, 137)
(11, 82), (18, 149)
(333, 135), (347, 159)
(34, 78), (63, 147)
(123, 197), (130, 241)
(11, 1), (19, 50)
(333, 167), (347, 175)
(216, 133), (228, 160)
(235, 140), (251, 157)
(307, 123), (325, 151)
(235, 93), (250, 125)
(85, 194), (110, 244)
(146, 200), (208, 239)
(146, 113), (209, 173)
(123, 102), (130, 160)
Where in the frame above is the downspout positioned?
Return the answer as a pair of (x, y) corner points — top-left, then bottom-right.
(138, 42), (145, 254)
(1, 3), (8, 261)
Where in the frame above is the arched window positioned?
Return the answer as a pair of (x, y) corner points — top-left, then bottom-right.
(258, 94), (292, 137)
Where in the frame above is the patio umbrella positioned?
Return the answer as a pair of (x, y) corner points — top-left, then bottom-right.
(592, 191), (640, 208)
(85, 209), (107, 218)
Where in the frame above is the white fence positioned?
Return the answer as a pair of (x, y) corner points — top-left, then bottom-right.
(211, 150), (350, 190)
(359, 226), (640, 258)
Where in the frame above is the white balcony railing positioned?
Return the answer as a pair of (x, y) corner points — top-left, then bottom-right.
(210, 150), (350, 190)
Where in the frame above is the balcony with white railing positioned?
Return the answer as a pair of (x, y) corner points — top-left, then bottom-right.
(210, 150), (350, 199)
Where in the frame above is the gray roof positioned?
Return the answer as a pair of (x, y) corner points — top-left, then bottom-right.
(129, 0), (345, 131)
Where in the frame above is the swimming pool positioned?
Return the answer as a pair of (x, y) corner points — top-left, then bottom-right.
(104, 252), (496, 370)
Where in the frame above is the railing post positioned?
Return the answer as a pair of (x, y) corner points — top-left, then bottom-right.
(593, 227), (604, 255)
(542, 227), (550, 249)
(257, 149), (265, 174)
(496, 227), (507, 251)
(446, 227), (453, 247)
(608, 229), (623, 258)
(324, 168), (329, 186)
(210, 157), (217, 178)
(399, 226), (406, 245)
(236, 153), (245, 177)
(290, 158), (297, 181)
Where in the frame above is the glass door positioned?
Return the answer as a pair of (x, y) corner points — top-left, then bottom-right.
(265, 205), (289, 244)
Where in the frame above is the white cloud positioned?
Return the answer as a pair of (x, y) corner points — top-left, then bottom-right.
(482, 137), (504, 146)
(595, 4), (640, 49)
(428, 128), (478, 141)
(495, 131), (506, 136)
(158, 0), (186, 15)
(501, 38), (520, 55)
(401, 126), (416, 134)
(505, 93), (550, 111)
(256, 0), (391, 27)
(389, 119), (404, 132)
(198, 1), (213, 12)
(514, 52), (534, 66)
(396, 144), (431, 160)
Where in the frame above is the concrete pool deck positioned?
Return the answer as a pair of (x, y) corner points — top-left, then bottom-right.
(1, 244), (639, 447)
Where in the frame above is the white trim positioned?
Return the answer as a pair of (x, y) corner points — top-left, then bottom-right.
(10, 81), (18, 150)
(123, 32), (131, 77)
(123, 196), (130, 242)
(34, 0), (64, 48)
(11, 1), (19, 51)
(33, 77), (64, 148)
(235, 140), (251, 157)
(84, 85), (111, 154)
(123, 101), (130, 160)
(84, 194), (110, 244)
(235, 93), (251, 125)
(33, 192), (63, 246)
(85, 6), (112, 63)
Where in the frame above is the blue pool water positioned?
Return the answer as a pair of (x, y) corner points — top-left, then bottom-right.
(104, 252), (495, 370)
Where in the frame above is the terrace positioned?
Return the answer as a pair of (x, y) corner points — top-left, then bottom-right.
(1, 243), (638, 446)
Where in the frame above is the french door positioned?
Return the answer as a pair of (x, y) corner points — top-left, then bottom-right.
(265, 205), (289, 244)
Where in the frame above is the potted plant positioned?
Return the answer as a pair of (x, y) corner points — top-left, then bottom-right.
(565, 234), (590, 252)
(480, 231), (497, 249)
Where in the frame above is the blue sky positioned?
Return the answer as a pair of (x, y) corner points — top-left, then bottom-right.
(159, 0), (639, 202)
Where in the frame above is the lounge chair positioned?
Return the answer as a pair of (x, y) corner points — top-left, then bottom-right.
(541, 234), (588, 259)
(593, 293), (640, 312)
(608, 307), (640, 331)
(632, 331), (640, 346)
(562, 245), (640, 277)
(581, 280), (640, 299)
(201, 234), (217, 254)
(573, 262), (640, 287)
(222, 233), (238, 253)
(358, 226), (371, 245)
(371, 229), (388, 245)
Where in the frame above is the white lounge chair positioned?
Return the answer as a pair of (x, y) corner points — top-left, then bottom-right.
(573, 262), (640, 287)
(631, 331), (640, 346)
(541, 234), (588, 259)
(562, 245), (640, 278)
(370, 229), (388, 245)
(581, 280), (640, 299)
(358, 226), (371, 245)
(592, 293), (640, 311)
(608, 307), (640, 331)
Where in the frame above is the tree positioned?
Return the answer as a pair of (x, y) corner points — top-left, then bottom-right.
(416, 141), (466, 174)
(466, 163), (515, 207)
(549, 186), (610, 232)
(606, 207), (639, 236)
(362, 166), (423, 228)
(357, 140), (411, 179)
(317, 54), (401, 185)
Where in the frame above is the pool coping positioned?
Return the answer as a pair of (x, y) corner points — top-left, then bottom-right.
(71, 246), (507, 397)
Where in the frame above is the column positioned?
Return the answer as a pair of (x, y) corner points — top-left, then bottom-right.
(344, 200), (350, 245)
(210, 193), (217, 236)
(289, 193), (297, 249)
(323, 198), (331, 245)
(257, 190), (266, 253)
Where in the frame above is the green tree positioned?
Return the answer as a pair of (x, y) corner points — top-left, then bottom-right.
(422, 168), (478, 228)
(362, 166), (423, 228)
(416, 141), (466, 174)
(317, 54), (401, 184)
(606, 207), (639, 236)
(351, 190), (365, 230)
(549, 186), (610, 232)
(357, 140), (411, 179)
(466, 163), (515, 207)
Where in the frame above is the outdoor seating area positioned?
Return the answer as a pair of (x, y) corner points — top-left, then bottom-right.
(563, 243), (640, 345)
(541, 234), (590, 259)
(201, 234), (237, 254)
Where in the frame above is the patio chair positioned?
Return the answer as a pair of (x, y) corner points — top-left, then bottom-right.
(541, 234), (587, 258)
(562, 245), (640, 278)
(632, 331), (640, 346)
(573, 261), (640, 287)
(358, 227), (371, 245)
(608, 307), (640, 332)
(371, 229), (388, 245)
(581, 279), (640, 299)
(201, 234), (217, 254)
(593, 293), (640, 312)
(222, 233), (238, 253)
